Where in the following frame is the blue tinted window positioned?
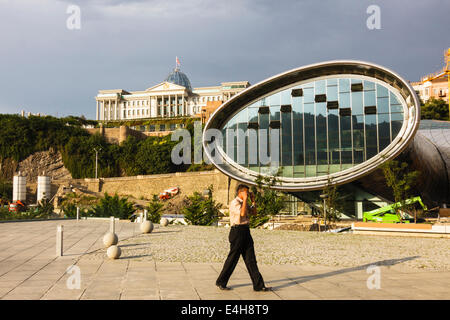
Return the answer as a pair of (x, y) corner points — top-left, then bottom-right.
(315, 80), (326, 95)
(303, 87), (314, 103)
(339, 92), (350, 108)
(353, 115), (364, 164)
(352, 91), (363, 115)
(377, 84), (388, 97)
(339, 79), (350, 92)
(364, 90), (376, 107)
(327, 85), (338, 101)
(377, 97), (389, 113)
(268, 92), (280, 106)
(364, 81), (375, 90)
(280, 89), (291, 105)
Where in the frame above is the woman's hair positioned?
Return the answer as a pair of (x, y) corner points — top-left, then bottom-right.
(235, 184), (249, 196)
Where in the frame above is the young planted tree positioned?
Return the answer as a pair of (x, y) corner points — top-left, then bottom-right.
(88, 193), (136, 219)
(146, 194), (164, 223)
(381, 159), (421, 222)
(182, 185), (222, 226)
(322, 177), (343, 225)
(59, 192), (98, 218)
(249, 172), (287, 229)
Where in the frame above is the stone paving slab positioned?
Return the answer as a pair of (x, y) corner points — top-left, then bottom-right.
(0, 220), (449, 300)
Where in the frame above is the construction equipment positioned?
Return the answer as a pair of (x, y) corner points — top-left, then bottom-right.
(158, 187), (179, 201)
(8, 200), (27, 213)
(363, 196), (428, 223)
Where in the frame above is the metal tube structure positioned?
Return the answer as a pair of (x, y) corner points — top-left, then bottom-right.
(93, 147), (101, 179)
(56, 225), (63, 257)
(110, 216), (115, 234)
(320, 193), (328, 231)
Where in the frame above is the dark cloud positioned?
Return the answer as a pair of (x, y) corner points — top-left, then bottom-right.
(0, 0), (448, 118)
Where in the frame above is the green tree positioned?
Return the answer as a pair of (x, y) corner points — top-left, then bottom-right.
(0, 180), (13, 202)
(61, 202), (78, 218)
(119, 136), (140, 176)
(36, 198), (54, 216)
(421, 98), (449, 121)
(321, 177), (343, 225)
(135, 138), (179, 175)
(59, 192), (98, 218)
(183, 185), (222, 226)
(88, 193), (136, 219)
(249, 173), (287, 229)
(146, 194), (164, 223)
(381, 159), (421, 222)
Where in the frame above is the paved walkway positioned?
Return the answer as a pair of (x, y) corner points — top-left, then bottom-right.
(0, 220), (448, 300)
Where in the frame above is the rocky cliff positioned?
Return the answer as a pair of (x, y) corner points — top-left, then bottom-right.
(15, 149), (72, 181)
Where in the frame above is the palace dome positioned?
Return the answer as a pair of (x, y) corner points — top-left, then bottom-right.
(164, 68), (192, 91)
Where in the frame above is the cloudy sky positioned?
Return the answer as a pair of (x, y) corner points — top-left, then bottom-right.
(0, 0), (448, 119)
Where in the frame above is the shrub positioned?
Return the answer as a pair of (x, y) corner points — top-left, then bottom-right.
(146, 195), (164, 223)
(182, 185), (222, 226)
(61, 202), (78, 218)
(0, 200), (53, 221)
(87, 193), (136, 219)
(59, 193), (97, 218)
(249, 173), (287, 228)
(37, 198), (54, 216)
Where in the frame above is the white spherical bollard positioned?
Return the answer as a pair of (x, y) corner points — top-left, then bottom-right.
(103, 232), (118, 248)
(160, 217), (169, 227)
(140, 220), (154, 234)
(107, 245), (121, 259)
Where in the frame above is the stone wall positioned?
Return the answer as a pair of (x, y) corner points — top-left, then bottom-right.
(50, 170), (240, 208)
(86, 125), (149, 144)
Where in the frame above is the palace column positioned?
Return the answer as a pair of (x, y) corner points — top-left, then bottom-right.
(96, 100), (99, 120)
(163, 95), (166, 117)
(114, 100), (117, 120)
(175, 94), (178, 117)
(148, 95), (152, 118)
(168, 94), (171, 117)
(182, 95), (185, 116)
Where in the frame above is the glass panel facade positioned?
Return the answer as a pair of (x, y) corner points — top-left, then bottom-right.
(220, 77), (405, 178)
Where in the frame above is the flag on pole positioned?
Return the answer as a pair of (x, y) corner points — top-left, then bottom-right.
(176, 56), (181, 69)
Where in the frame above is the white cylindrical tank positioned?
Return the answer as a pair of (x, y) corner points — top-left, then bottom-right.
(13, 173), (26, 202)
(37, 176), (51, 201)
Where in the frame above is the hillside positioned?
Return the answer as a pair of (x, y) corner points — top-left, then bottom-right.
(0, 114), (209, 183)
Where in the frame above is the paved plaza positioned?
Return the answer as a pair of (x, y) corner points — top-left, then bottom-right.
(0, 219), (448, 300)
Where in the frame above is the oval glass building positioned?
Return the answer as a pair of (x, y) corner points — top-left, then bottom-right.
(203, 61), (420, 191)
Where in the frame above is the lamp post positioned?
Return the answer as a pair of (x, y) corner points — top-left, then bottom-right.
(320, 193), (328, 231)
(93, 147), (101, 179)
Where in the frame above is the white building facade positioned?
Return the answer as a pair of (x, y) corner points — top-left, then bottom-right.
(95, 68), (249, 121)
